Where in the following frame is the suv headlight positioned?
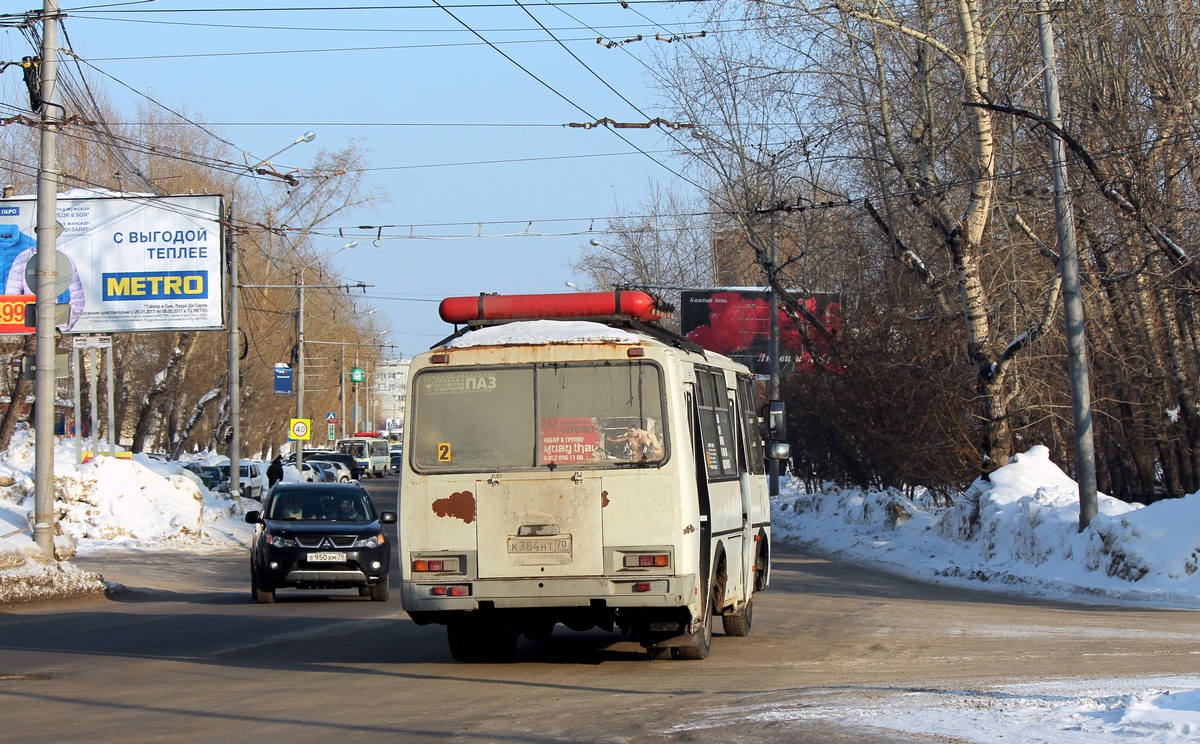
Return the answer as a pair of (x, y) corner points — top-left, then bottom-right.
(352, 533), (385, 548)
(265, 534), (296, 548)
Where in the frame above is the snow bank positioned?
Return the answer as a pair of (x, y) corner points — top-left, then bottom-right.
(0, 428), (252, 603)
(775, 445), (1200, 608)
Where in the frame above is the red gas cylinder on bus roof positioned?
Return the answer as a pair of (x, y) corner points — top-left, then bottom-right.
(438, 291), (668, 324)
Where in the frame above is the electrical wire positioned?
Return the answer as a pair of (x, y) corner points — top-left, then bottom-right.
(431, 0), (708, 194)
(73, 14), (714, 35)
(8, 4), (1198, 254)
(63, 1), (710, 14)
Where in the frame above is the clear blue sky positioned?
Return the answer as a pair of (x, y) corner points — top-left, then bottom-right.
(2, 0), (710, 356)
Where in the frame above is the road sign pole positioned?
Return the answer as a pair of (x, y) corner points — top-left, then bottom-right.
(296, 272), (304, 470)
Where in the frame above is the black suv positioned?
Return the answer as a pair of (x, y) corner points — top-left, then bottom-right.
(245, 482), (395, 603)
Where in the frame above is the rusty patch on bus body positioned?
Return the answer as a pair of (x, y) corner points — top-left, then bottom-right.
(601, 490), (610, 508)
(683, 524), (695, 534)
(432, 491), (476, 524)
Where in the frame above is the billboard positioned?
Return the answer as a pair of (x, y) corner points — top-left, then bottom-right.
(0, 191), (224, 334)
(680, 288), (843, 376)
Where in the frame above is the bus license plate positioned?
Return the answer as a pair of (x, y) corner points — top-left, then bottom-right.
(308, 552), (346, 562)
(507, 536), (571, 554)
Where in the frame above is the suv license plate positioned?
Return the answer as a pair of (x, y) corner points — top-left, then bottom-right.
(308, 552), (346, 562)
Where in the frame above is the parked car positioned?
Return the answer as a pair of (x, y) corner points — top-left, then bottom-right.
(309, 458), (352, 482)
(290, 451), (362, 480)
(301, 461), (336, 482)
(219, 461), (265, 501)
(183, 463), (223, 491)
(245, 482), (395, 603)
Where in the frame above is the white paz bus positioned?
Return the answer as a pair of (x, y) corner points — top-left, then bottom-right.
(335, 435), (390, 478)
(398, 291), (789, 661)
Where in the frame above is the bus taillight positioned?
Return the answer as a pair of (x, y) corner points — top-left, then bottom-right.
(431, 585), (471, 597)
(413, 557), (461, 573)
(623, 554), (670, 568)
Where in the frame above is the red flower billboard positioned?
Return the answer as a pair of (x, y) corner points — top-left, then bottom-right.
(680, 289), (842, 375)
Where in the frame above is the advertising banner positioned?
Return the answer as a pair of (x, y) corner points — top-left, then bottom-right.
(680, 288), (843, 376)
(540, 417), (602, 464)
(0, 190), (224, 334)
(274, 363), (293, 395)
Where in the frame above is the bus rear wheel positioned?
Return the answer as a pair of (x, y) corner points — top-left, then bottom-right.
(721, 597), (753, 637)
(676, 588), (714, 661)
(447, 620), (518, 662)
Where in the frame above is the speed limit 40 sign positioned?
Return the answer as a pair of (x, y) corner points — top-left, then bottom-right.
(289, 418), (312, 441)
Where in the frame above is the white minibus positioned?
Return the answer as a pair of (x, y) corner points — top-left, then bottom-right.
(398, 291), (789, 661)
(335, 436), (390, 478)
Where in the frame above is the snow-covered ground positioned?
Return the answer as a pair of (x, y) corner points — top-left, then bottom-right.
(775, 444), (1200, 610)
(0, 428), (260, 602)
(1, 430), (1197, 741)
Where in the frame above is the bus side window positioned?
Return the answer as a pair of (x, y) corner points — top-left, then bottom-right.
(738, 377), (765, 475)
(696, 368), (736, 480)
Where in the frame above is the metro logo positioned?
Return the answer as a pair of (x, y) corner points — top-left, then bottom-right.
(103, 271), (208, 301)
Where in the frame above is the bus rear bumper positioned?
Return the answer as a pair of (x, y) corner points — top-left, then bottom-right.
(400, 574), (697, 613)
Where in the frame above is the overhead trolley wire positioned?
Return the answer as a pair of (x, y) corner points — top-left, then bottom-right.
(63, 1), (712, 14)
(70, 13), (714, 35)
(430, 0), (708, 195)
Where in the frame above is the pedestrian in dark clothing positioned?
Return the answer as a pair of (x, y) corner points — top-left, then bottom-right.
(267, 455), (284, 488)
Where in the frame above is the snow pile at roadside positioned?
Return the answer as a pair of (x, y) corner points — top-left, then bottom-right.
(0, 428), (252, 603)
(686, 676), (1200, 744)
(773, 444), (1200, 608)
(768, 445), (1200, 741)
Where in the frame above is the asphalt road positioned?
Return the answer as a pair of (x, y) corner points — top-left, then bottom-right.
(1, 474), (1196, 743)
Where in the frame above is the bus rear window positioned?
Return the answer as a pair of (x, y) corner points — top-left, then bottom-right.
(411, 363), (666, 471)
(538, 364), (665, 466)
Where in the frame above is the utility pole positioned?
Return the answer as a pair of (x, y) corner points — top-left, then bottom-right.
(365, 365), (372, 432)
(239, 276), (363, 464)
(340, 345), (346, 440)
(768, 212), (781, 497)
(304, 338), (387, 439)
(33, 0), (61, 557)
(1037, 1), (1098, 530)
(295, 271), (305, 470)
(226, 196), (242, 505)
(227, 131), (314, 503)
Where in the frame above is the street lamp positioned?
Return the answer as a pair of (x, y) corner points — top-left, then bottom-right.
(228, 131), (315, 501)
(351, 325), (383, 435)
(295, 239), (358, 469)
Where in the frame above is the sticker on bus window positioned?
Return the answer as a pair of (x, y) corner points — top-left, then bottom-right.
(541, 418), (601, 464)
(605, 424), (664, 462)
(437, 442), (452, 462)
